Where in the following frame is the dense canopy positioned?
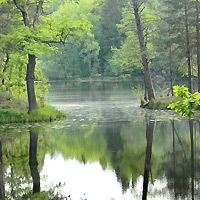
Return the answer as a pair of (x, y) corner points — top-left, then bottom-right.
(0, 0), (200, 107)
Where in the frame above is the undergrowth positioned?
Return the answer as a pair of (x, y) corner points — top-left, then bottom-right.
(0, 105), (66, 124)
(147, 96), (178, 110)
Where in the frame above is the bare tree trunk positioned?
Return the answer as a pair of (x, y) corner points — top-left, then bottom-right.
(196, 0), (200, 92)
(132, 1), (155, 100)
(88, 51), (92, 72)
(184, 0), (192, 92)
(27, 54), (38, 113)
(169, 39), (174, 96)
(2, 52), (9, 85)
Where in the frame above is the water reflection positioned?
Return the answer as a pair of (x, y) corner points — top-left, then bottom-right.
(1, 82), (200, 199)
(161, 120), (200, 200)
(1, 115), (200, 199)
(189, 120), (194, 200)
(0, 140), (5, 200)
(29, 130), (40, 194)
(142, 116), (155, 200)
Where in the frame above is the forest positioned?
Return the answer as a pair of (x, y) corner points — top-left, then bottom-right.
(1, 0), (200, 111)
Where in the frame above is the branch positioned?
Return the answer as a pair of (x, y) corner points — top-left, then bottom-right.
(138, 2), (144, 9)
(13, 0), (25, 13)
(139, 6), (145, 14)
(13, 0), (29, 26)
(33, 1), (44, 27)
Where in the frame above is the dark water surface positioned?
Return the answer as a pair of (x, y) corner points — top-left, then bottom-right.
(0, 81), (200, 200)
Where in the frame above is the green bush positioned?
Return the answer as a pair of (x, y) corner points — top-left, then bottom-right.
(168, 85), (200, 118)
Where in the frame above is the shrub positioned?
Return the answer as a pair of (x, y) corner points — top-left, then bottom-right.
(168, 85), (200, 118)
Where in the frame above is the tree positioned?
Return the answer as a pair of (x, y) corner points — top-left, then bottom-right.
(154, 0), (196, 94)
(5, 0), (91, 112)
(184, 0), (192, 92)
(153, 0), (183, 95)
(93, 0), (126, 75)
(132, 0), (155, 100)
(12, 0), (43, 113)
(39, 0), (100, 79)
(196, 0), (200, 92)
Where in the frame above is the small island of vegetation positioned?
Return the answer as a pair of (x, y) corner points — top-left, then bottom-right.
(0, 91), (65, 124)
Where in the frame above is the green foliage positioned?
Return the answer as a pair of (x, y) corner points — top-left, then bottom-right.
(28, 105), (66, 122)
(39, 0), (101, 79)
(109, 1), (159, 77)
(148, 96), (178, 110)
(0, 105), (65, 123)
(31, 189), (71, 200)
(131, 85), (144, 97)
(0, 0), (93, 110)
(168, 85), (200, 118)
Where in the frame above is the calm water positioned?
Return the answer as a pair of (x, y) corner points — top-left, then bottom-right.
(0, 81), (200, 200)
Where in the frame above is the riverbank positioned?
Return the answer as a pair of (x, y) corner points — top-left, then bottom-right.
(141, 96), (178, 110)
(48, 76), (143, 83)
(0, 92), (66, 123)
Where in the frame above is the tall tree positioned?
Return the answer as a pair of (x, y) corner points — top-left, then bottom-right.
(196, 0), (200, 92)
(155, 0), (195, 93)
(184, 0), (192, 92)
(94, 0), (125, 75)
(9, 0), (91, 110)
(132, 0), (155, 100)
(13, 0), (43, 113)
(39, 0), (100, 79)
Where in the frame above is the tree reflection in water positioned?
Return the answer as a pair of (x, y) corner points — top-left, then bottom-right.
(189, 120), (194, 200)
(0, 140), (5, 200)
(28, 130), (70, 199)
(29, 130), (40, 194)
(142, 115), (155, 200)
(2, 112), (200, 199)
(161, 119), (200, 200)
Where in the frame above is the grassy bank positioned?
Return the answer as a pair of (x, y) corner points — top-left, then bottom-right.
(144, 96), (179, 110)
(0, 92), (66, 124)
(0, 105), (66, 124)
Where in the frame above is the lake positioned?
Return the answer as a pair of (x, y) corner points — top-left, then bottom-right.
(0, 81), (199, 200)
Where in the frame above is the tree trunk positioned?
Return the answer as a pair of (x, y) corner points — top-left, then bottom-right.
(2, 53), (9, 85)
(196, 0), (200, 92)
(88, 51), (92, 71)
(184, 0), (192, 92)
(27, 54), (38, 113)
(132, 1), (155, 100)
